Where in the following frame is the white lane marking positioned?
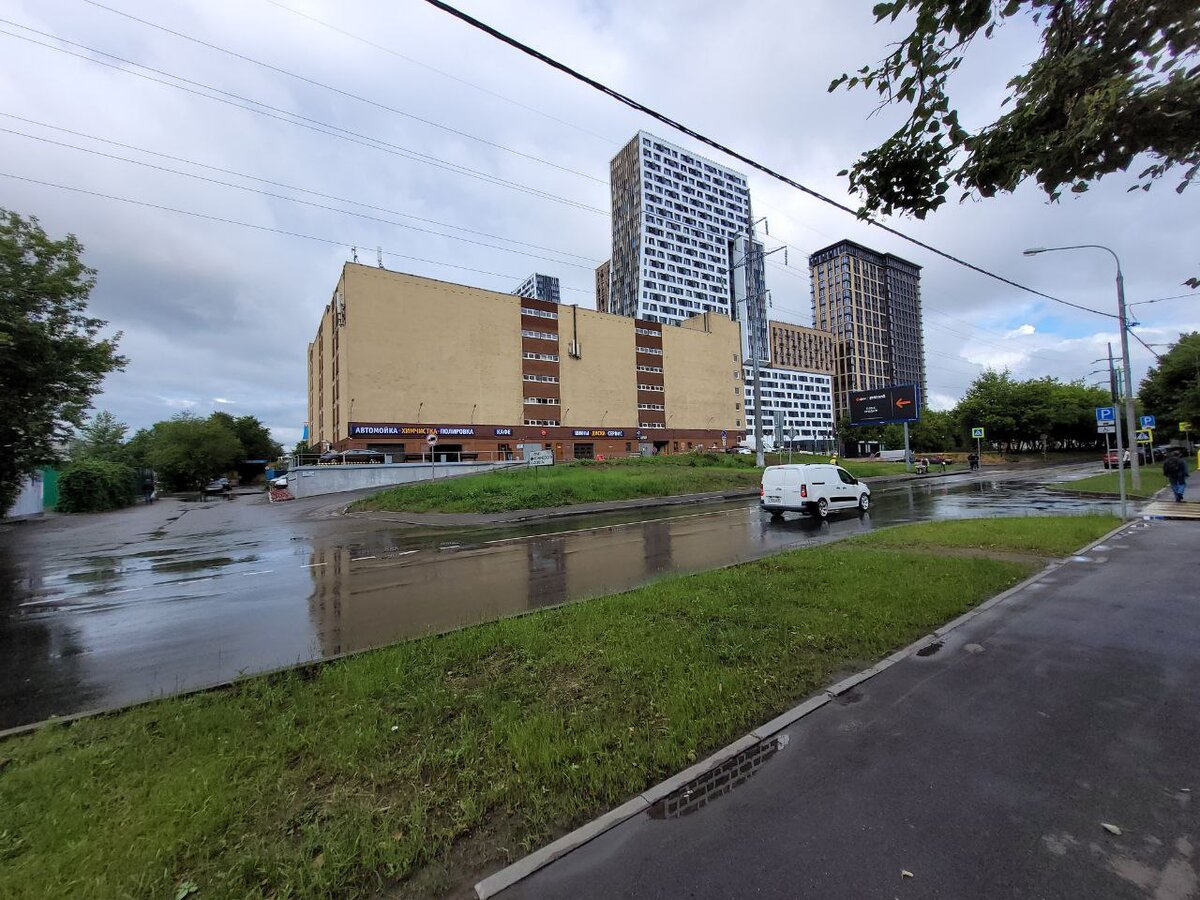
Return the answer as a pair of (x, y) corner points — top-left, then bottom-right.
(351, 555), (377, 561)
(301, 562), (327, 568)
(240, 569), (274, 576)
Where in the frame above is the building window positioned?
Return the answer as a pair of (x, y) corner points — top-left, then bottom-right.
(636, 346), (663, 355)
(521, 307), (558, 320)
(525, 397), (559, 405)
(521, 329), (558, 341)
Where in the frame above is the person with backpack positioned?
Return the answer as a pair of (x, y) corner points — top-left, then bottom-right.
(1163, 450), (1189, 503)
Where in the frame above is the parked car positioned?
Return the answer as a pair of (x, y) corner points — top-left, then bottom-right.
(1102, 449), (1150, 469)
(761, 463), (870, 519)
(202, 478), (229, 495)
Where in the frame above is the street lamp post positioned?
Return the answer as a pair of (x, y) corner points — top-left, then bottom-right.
(1023, 244), (1140, 491)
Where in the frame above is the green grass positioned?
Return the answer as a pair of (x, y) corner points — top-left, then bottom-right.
(0, 517), (1120, 900)
(1051, 469), (1169, 499)
(354, 454), (913, 514)
(852, 514), (1120, 557)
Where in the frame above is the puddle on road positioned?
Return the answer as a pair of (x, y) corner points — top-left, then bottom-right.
(916, 640), (944, 657)
(649, 735), (787, 820)
(150, 556), (252, 575)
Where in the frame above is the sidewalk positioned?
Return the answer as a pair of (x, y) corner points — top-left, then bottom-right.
(495, 519), (1200, 899)
(1141, 471), (1200, 520)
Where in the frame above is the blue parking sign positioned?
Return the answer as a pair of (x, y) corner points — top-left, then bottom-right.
(1139, 415), (1156, 430)
(1095, 407), (1116, 422)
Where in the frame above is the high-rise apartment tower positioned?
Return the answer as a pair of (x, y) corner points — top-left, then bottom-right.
(808, 240), (926, 421)
(607, 132), (755, 325)
(512, 273), (561, 304)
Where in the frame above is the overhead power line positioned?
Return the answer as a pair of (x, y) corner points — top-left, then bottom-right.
(1128, 291), (1200, 309)
(0, 170), (592, 293)
(0, 119), (600, 269)
(81, 0), (606, 184)
(0, 20), (607, 215)
(420, 0), (1116, 320)
(262, 0), (617, 146)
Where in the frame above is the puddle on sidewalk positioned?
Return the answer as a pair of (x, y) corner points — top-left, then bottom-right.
(649, 734), (788, 820)
(916, 640), (944, 657)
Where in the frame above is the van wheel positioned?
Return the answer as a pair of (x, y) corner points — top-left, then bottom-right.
(858, 493), (869, 512)
(816, 497), (830, 518)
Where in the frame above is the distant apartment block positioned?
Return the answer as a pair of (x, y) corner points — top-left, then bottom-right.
(511, 272), (561, 304)
(809, 240), (926, 420)
(595, 259), (610, 313)
(769, 320), (834, 374)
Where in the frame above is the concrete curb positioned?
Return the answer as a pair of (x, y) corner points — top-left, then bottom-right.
(472, 518), (1136, 899)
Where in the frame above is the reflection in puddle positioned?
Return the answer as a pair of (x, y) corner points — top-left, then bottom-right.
(650, 734), (788, 820)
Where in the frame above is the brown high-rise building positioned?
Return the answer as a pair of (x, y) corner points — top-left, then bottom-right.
(595, 259), (611, 314)
(808, 240), (926, 421)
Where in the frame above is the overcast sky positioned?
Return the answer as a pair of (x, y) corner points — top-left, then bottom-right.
(3, 0), (1197, 445)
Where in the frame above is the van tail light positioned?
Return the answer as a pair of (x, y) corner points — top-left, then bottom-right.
(801, 485), (808, 498)
(760, 485), (764, 497)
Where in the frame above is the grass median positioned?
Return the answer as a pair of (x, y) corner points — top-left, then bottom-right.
(352, 454), (910, 515)
(1049, 469), (1168, 499)
(0, 515), (1118, 900)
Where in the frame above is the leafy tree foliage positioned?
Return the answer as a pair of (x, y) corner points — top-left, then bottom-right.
(69, 410), (129, 463)
(145, 413), (243, 491)
(57, 459), (137, 513)
(1139, 331), (1200, 436)
(210, 412), (282, 461)
(0, 210), (125, 514)
(955, 370), (1113, 450)
(832, 1), (1200, 220)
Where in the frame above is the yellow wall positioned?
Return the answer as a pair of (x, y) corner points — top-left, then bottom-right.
(341, 265), (523, 427)
(558, 307), (636, 426)
(318, 303), (334, 445)
(662, 314), (741, 431)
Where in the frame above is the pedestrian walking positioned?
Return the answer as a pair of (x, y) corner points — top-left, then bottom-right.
(1163, 450), (1189, 503)
(141, 471), (155, 504)
(967, 452), (978, 471)
(1123, 448), (1131, 467)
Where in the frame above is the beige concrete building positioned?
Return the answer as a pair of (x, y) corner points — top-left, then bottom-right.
(307, 264), (744, 459)
(768, 320), (835, 374)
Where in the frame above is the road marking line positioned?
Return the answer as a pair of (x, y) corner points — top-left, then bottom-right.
(301, 562), (327, 568)
(351, 555), (377, 561)
(240, 570), (274, 576)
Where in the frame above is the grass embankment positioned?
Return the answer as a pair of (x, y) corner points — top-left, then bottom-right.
(354, 454), (910, 515)
(0, 516), (1118, 900)
(1051, 469), (1169, 499)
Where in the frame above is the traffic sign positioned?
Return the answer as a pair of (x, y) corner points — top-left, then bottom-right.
(1181, 420), (1194, 432)
(848, 384), (920, 426)
(1095, 407), (1116, 423)
(1097, 425), (1116, 434)
(971, 427), (985, 439)
(1139, 415), (1156, 430)
(425, 432), (438, 446)
(527, 449), (553, 467)
(720, 430), (727, 439)
(1136, 430), (1153, 444)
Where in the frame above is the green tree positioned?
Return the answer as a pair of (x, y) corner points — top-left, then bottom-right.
(69, 410), (128, 463)
(910, 408), (960, 452)
(146, 413), (243, 491)
(0, 210), (125, 514)
(209, 413), (281, 461)
(831, 2), (1200, 225)
(121, 427), (153, 469)
(1139, 332), (1200, 437)
(955, 370), (1021, 450)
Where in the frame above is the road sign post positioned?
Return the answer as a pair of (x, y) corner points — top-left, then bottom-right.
(903, 421), (912, 473)
(425, 431), (438, 479)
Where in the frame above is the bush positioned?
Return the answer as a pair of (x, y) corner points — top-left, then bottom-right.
(57, 459), (138, 512)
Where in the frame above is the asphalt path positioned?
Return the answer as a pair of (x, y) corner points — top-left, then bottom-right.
(0, 465), (1121, 729)
(501, 519), (1200, 900)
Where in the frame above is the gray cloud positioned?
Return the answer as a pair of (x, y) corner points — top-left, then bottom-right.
(1, 0), (1196, 444)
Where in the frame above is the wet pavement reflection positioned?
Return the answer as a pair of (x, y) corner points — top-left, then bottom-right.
(0, 470), (1123, 729)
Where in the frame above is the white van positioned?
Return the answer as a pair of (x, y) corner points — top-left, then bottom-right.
(760, 463), (870, 519)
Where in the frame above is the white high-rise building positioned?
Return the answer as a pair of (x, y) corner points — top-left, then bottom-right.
(605, 130), (834, 449)
(608, 132), (755, 325)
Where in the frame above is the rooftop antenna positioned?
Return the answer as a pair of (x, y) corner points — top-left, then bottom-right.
(376, 246), (383, 268)
(351, 246), (359, 263)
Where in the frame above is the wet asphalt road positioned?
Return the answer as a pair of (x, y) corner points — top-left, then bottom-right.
(501, 519), (1200, 900)
(0, 466), (1123, 729)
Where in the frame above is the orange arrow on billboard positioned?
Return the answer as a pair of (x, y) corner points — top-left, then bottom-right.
(896, 398), (912, 408)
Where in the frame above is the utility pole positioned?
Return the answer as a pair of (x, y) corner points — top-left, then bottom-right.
(1108, 342), (1128, 519)
(730, 223), (782, 469)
